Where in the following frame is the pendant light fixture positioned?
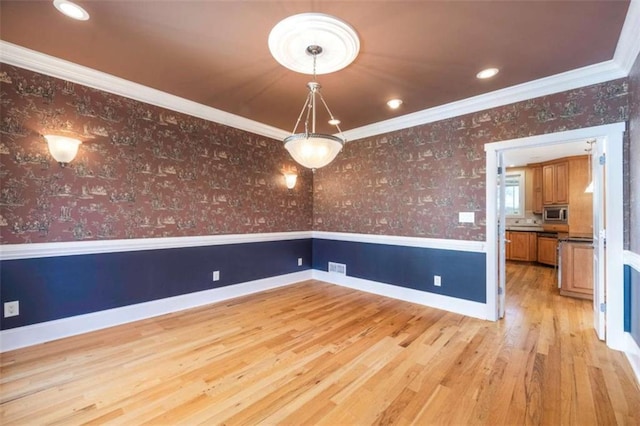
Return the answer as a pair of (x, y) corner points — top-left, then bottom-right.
(283, 45), (346, 170)
(585, 139), (595, 193)
(269, 13), (360, 170)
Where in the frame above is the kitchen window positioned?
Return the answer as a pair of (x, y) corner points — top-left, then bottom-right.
(501, 171), (525, 217)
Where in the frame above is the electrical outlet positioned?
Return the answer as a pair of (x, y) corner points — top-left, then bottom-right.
(434, 275), (442, 287)
(298, 257), (303, 266)
(213, 270), (220, 282)
(4, 301), (19, 317)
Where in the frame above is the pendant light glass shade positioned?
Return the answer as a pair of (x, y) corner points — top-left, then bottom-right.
(284, 133), (344, 170)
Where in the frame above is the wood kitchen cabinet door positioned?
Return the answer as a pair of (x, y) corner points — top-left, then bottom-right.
(555, 162), (568, 204)
(532, 166), (543, 214)
(508, 232), (537, 261)
(542, 161), (568, 205)
(537, 236), (557, 266)
(543, 165), (555, 205)
(560, 242), (593, 299)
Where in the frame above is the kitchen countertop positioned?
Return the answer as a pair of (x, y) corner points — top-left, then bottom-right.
(504, 226), (545, 232)
(558, 233), (593, 242)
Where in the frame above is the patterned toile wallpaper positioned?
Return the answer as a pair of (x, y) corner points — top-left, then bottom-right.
(313, 78), (630, 241)
(629, 52), (640, 253)
(0, 65), (313, 244)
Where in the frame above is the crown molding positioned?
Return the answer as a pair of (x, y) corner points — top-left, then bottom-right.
(0, 41), (290, 141)
(614, 0), (640, 74)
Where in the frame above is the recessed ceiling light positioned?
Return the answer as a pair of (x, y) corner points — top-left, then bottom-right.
(386, 99), (403, 109)
(476, 68), (499, 79)
(328, 118), (341, 126)
(53, 0), (90, 21)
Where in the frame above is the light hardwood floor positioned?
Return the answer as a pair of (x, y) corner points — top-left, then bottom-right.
(1, 263), (639, 425)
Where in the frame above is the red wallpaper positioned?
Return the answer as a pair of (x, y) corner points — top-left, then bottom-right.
(629, 52), (640, 253)
(313, 79), (629, 241)
(0, 65), (312, 244)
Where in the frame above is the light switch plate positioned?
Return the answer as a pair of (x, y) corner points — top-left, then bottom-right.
(459, 212), (475, 223)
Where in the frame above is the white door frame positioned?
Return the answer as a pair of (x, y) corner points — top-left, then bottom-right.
(485, 122), (626, 351)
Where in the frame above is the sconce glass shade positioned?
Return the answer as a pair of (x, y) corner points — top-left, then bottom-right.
(284, 173), (298, 189)
(284, 133), (344, 170)
(44, 135), (81, 165)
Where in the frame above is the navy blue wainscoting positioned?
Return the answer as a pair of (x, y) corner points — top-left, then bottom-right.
(0, 239), (312, 330)
(627, 265), (640, 346)
(312, 239), (486, 303)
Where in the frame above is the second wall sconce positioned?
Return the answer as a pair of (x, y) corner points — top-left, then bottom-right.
(283, 173), (298, 189)
(44, 135), (82, 166)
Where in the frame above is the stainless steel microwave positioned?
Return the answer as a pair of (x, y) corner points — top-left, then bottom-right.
(543, 205), (568, 223)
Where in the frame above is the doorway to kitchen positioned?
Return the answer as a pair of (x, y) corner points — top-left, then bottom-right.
(485, 122), (626, 351)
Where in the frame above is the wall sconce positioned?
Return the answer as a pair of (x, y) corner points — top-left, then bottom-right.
(283, 173), (297, 189)
(44, 135), (82, 166)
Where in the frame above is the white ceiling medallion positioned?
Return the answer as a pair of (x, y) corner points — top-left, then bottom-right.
(268, 13), (360, 75)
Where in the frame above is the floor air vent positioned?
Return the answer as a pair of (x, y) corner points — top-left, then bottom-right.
(328, 262), (347, 275)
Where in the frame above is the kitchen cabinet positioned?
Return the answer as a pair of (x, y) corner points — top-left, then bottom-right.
(537, 235), (558, 266)
(532, 165), (543, 214)
(505, 231), (512, 260)
(542, 161), (568, 205)
(560, 241), (593, 299)
(568, 156), (593, 235)
(508, 231), (537, 261)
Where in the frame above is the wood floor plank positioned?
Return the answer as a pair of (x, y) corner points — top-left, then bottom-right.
(1, 264), (639, 425)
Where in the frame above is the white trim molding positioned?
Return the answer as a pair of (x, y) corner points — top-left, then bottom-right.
(312, 231), (486, 253)
(313, 270), (487, 320)
(0, 231), (313, 261)
(614, 0), (640, 74)
(624, 333), (640, 387)
(0, 41), (290, 141)
(0, 270), (312, 352)
(623, 250), (640, 272)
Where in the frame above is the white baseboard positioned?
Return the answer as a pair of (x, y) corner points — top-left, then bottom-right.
(312, 270), (487, 320)
(625, 333), (640, 387)
(0, 270), (312, 352)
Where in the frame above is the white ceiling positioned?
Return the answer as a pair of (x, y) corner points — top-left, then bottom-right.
(503, 139), (590, 167)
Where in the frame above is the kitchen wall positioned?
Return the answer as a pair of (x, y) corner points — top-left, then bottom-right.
(0, 65), (313, 244)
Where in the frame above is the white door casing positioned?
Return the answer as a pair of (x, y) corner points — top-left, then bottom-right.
(485, 122), (625, 351)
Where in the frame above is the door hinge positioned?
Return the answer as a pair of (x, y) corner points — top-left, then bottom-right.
(497, 166), (503, 175)
(498, 287), (504, 295)
(600, 302), (606, 313)
(599, 154), (606, 165)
